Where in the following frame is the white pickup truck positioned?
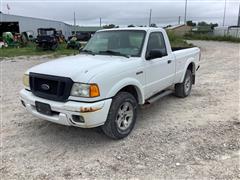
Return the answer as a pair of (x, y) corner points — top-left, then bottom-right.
(20, 27), (200, 139)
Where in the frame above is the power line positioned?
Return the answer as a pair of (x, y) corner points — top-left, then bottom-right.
(149, 9), (152, 26)
(238, 3), (240, 26)
(184, 0), (188, 24)
(73, 11), (76, 34)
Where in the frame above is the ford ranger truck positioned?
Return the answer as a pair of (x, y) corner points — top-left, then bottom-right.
(20, 28), (200, 139)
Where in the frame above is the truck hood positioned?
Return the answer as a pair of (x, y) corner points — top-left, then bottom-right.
(27, 54), (128, 82)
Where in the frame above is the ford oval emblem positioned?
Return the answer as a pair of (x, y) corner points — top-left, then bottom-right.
(41, 84), (50, 91)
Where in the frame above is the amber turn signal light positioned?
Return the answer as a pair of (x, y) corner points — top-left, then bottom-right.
(89, 84), (100, 97)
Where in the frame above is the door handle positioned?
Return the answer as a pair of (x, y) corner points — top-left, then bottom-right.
(167, 60), (172, 64)
(136, 71), (143, 75)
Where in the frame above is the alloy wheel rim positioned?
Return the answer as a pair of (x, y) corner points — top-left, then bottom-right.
(184, 76), (191, 94)
(116, 102), (134, 131)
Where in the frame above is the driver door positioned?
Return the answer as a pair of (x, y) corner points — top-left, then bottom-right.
(144, 32), (175, 98)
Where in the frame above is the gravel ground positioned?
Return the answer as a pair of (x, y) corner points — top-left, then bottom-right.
(1, 41), (239, 179)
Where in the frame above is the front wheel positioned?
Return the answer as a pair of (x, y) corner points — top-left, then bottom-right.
(175, 70), (193, 98)
(102, 92), (138, 139)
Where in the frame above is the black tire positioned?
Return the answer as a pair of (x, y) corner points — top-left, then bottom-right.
(102, 92), (138, 139)
(175, 70), (193, 98)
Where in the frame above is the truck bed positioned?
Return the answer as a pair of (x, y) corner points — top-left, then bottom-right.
(172, 46), (194, 51)
(172, 47), (200, 83)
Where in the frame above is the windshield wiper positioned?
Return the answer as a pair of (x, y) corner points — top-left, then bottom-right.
(98, 50), (130, 58)
(80, 49), (95, 55)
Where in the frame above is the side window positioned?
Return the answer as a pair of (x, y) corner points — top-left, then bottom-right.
(146, 32), (167, 57)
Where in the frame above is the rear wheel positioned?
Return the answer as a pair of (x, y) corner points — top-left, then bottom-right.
(102, 92), (138, 139)
(175, 70), (193, 98)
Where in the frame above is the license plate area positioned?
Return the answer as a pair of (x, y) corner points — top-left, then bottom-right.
(35, 101), (52, 116)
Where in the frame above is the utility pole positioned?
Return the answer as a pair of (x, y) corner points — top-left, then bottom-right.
(238, 3), (240, 26)
(223, 0), (227, 26)
(178, 16), (181, 25)
(184, 0), (188, 24)
(100, 17), (102, 27)
(149, 9), (152, 27)
(74, 11), (76, 35)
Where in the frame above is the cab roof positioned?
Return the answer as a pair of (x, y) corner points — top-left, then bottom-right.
(97, 27), (164, 33)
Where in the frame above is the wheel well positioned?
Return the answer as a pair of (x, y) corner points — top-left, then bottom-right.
(118, 85), (139, 103)
(187, 62), (196, 84)
(187, 63), (195, 74)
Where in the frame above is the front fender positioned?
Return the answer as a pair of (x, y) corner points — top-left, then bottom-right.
(106, 78), (145, 104)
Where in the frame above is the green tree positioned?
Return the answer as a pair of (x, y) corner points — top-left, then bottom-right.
(128, 24), (135, 27)
(186, 20), (196, 26)
(164, 25), (172, 28)
(150, 23), (157, 27)
(103, 24), (119, 29)
(209, 23), (218, 30)
(198, 21), (208, 26)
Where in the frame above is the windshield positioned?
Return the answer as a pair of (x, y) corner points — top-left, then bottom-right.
(38, 30), (54, 36)
(83, 30), (146, 57)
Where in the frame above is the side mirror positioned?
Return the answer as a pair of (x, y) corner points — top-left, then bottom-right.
(146, 49), (164, 60)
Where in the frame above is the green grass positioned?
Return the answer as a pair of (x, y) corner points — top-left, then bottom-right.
(0, 33), (196, 58)
(167, 31), (194, 48)
(184, 33), (240, 43)
(0, 43), (77, 58)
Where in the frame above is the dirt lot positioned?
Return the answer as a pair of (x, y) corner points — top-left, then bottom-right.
(1, 41), (239, 179)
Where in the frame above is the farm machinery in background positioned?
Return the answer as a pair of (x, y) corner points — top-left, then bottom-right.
(0, 31), (34, 48)
(36, 28), (58, 50)
(35, 28), (66, 50)
(67, 35), (81, 49)
(67, 32), (91, 49)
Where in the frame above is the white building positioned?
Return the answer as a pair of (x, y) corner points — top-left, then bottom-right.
(0, 12), (73, 38)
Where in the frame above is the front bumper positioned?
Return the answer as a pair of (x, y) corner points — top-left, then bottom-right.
(20, 89), (112, 128)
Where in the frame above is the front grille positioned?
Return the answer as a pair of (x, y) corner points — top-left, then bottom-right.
(30, 73), (73, 102)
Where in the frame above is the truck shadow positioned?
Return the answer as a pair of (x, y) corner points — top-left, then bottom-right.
(29, 94), (180, 148)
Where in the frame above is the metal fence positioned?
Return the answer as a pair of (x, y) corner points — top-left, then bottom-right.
(213, 27), (240, 38)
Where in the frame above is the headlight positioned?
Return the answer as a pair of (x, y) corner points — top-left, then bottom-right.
(23, 74), (29, 88)
(70, 83), (100, 98)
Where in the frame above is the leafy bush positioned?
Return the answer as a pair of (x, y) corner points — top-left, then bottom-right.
(0, 42), (76, 58)
(167, 31), (193, 48)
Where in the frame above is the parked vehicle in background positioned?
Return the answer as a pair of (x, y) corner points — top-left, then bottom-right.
(20, 27), (200, 139)
(21, 31), (34, 44)
(76, 32), (91, 41)
(36, 28), (58, 50)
